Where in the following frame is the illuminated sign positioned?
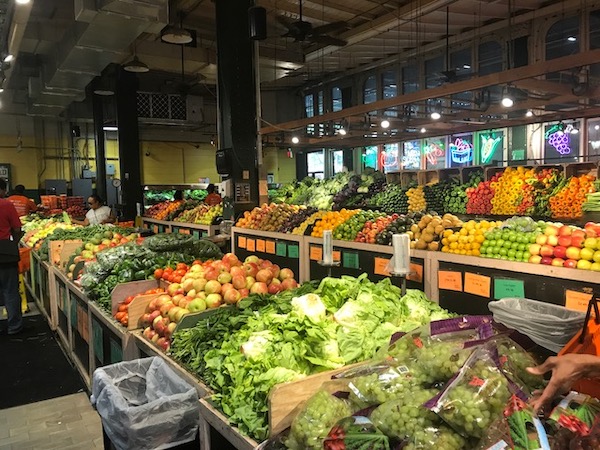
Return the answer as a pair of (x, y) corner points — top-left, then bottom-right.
(402, 141), (420, 169)
(379, 144), (399, 170)
(450, 137), (473, 164)
(480, 133), (503, 163)
(545, 124), (574, 155)
(424, 141), (445, 165)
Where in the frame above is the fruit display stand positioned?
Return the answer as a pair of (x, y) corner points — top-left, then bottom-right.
(170, 222), (220, 238)
(141, 217), (172, 234)
(231, 226), (308, 283)
(26, 250), (56, 328)
(304, 236), (428, 294)
(50, 266), (92, 388)
(429, 252), (600, 315)
(198, 399), (259, 450)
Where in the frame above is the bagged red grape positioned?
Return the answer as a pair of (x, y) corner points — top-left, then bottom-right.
(323, 416), (390, 450)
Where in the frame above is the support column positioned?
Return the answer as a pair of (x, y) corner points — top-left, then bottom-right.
(115, 69), (143, 220)
(91, 92), (107, 201)
(216, 0), (259, 214)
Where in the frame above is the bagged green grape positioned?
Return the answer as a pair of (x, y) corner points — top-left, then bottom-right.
(403, 424), (467, 450)
(548, 392), (600, 437)
(496, 337), (545, 392)
(285, 390), (352, 450)
(370, 388), (439, 440)
(426, 345), (515, 439)
(477, 395), (550, 450)
(346, 363), (423, 409)
(323, 416), (390, 450)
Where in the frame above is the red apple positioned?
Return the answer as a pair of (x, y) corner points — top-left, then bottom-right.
(563, 259), (578, 269)
(155, 294), (173, 309)
(281, 278), (298, 290)
(232, 275), (246, 290)
(571, 234), (586, 249)
(243, 262), (259, 278)
(540, 245), (554, 257)
(256, 269), (274, 284)
(213, 260), (231, 273)
(551, 257), (565, 267)
(205, 293), (223, 308)
(558, 225), (573, 236)
(204, 280), (222, 294)
(230, 266), (245, 278)
(245, 276), (256, 290)
(239, 288), (250, 298)
(182, 278), (195, 293)
(217, 271), (232, 284)
(179, 298), (190, 310)
(529, 255), (542, 264)
(250, 282), (269, 294)
(269, 264), (280, 279)
(204, 268), (219, 280)
(223, 289), (241, 305)
(148, 309), (162, 323)
(279, 268), (295, 281)
(221, 282), (234, 293)
(167, 283), (183, 296)
(259, 259), (273, 269)
(557, 235), (572, 247)
(540, 256), (553, 265)
(160, 301), (175, 317)
(222, 253), (240, 267)
(553, 246), (567, 259)
(566, 246), (581, 260)
(268, 278), (282, 294)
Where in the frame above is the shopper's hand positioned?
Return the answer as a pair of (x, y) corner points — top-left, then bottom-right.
(527, 354), (600, 413)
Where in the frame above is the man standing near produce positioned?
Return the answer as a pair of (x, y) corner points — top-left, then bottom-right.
(0, 179), (24, 335)
(8, 184), (37, 217)
(205, 184), (222, 206)
(71, 194), (115, 226)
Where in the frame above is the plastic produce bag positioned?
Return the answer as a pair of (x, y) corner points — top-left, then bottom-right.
(91, 357), (200, 450)
(323, 416), (390, 450)
(495, 337), (545, 392)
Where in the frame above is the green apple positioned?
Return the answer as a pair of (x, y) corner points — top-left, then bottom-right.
(580, 247), (595, 261)
(577, 259), (593, 270)
(584, 238), (598, 250)
(591, 262), (600, 272)
(593, 250), (600, 263)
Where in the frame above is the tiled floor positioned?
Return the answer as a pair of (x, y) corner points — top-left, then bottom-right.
(0, 391), (103, 449)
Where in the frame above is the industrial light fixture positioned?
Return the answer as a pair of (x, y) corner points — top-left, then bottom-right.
(420, 127), (427, 133)
(123, 55), (149, 73)
(0, 88), (4, 94)
(103, 126), (118, 132)
(525, 110), (533, 117)
(161, 26), (193, 44)
(3, 54), (13, 63)
(430, 111), (441, 120)
(338, 127), (347, 136)
(291, 136), (300, 144)
(16, 0), (30, 4)
(501, 87), (514, 108)
(380, 119), (390, 129)
(567, 36), (577, 42)
(92, 77), (115, 96)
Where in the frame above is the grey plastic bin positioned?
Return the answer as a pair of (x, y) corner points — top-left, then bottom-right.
(91, 357), (200, 450)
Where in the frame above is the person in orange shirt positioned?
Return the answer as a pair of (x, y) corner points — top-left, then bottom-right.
(205, 184), (222, 206)
(8, 185), (37, 217)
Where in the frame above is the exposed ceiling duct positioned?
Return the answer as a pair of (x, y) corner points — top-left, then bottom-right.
(27, 0), (168, 116)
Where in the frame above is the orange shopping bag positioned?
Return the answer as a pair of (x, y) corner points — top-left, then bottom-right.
(559, 294), (600, 398)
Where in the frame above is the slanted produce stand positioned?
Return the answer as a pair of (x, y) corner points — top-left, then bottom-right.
(199, 399), (259, 450)
(141, 217), (172, 234)
(171, 222), (220, 238)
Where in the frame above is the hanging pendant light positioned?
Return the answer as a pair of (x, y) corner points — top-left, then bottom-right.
(162, 11), (193, 44)
(123, 55), (150, 73)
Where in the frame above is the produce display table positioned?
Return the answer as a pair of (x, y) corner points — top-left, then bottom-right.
(25, 250), (56, 328)
(231, 227), (307, 282)
(170, 222), (220, 239)
(141, 218), (172, 234)
(199, 399), (259, 450)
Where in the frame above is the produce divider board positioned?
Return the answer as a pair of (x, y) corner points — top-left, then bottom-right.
(49, 239), (82, 268)
(141, 218), (172, 234)
(171, 223), (219, 238)
(39, 255), (57, 330)
(231, 227), (308, 282)
(88, 301), (137, 373)
(199, 398), (259, 450)
(51, 267), (70, 350)
(433, 255), (600, 316)
(174, 305), (232, 333)
(110, 279), (162, 328)
(69, 288), (91, 385)
(304, 237), (427, 294)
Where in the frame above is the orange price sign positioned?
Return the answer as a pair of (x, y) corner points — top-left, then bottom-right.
(246, 239), (256, 252)
(238, 236), (247, 249)
(373, 257), (391, 276)
(332, 250), (341, 262)
(565, 289), (593, 312)
(310, 246), (323, 261)
(464, 272), (491, 298)
(256, 239), (266, 252)
(265, 240), (276, 254)
(407, 263), (423, 283)
(438, 271), (463, 292)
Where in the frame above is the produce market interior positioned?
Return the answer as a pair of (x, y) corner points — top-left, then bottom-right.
(2, 0), (600, 449)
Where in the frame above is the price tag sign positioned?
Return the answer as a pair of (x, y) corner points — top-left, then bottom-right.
(92, 319), (104, 364)
(178, 228), (190, 235)
(276, 242), (287, 256)
(238, 236), (247, 249)
(192, 230), (201, 239)
(464, 272), (491, 298)
(266, 240), (276, 254)
(374, 257), (391, 276)
(288, 244), (299, 259)
(494, 278), (525, 299)
(70, 295), (77, 328)
(246, 239), (256, 252)
(310, 246), (323, 261)
(438, 271), (463, 292)
(110, 338), (123, 364)
(565, 289), (593, 312)
(153, 225), (159, 234)
(332, 250), (341, 262)
(343, 252), (359, 269)
(407, 263), (423, 283)
(256, 239), (266, 252)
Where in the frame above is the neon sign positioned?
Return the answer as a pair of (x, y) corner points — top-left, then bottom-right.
(480, 134), (503, 164)
(424, 141), (444, 165)
(450, 137), (473, 164)
(545, 124), (573, 155)
(402, 141), (420, 169)
(379, 144), (399, 171)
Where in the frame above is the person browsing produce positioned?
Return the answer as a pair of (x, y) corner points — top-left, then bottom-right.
(8, 184), (37, 217)
(204, 184), (222, 206)
(527, 354), (600, 413)
(72, 194), (115, 226)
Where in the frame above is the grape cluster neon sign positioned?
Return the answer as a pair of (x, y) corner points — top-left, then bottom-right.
(450, 137), (473, 164)
(545, 124), (573, 155)
(480, 134), (503, 164)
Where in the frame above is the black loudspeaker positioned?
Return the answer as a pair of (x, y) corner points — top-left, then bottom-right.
(216, 148), (232, 175)
(248, 6), (267, 40)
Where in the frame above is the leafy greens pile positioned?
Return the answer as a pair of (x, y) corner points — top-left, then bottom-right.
(169, 274), (452, 441)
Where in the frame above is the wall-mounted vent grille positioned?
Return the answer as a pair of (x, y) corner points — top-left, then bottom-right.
(137, 92), (188, 121)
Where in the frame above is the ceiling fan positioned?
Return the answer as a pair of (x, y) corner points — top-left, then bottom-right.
(277, 0), (349, 47)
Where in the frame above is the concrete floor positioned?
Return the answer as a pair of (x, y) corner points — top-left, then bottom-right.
(0, 392), (104, 450)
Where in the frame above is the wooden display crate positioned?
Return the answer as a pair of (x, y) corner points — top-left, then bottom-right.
(171, 223), (220, 238)
(384, 170), (401, 185)
(141, 218), (172, 234)
(400, 170), (419, 188)
(439, 168), (461, 182)
(419, 169), (440, 185)
(49, 239), (82, 269)
(461, 165), (485, 184)
(199, 399), (259, 450)
(565, 162), (599, 179)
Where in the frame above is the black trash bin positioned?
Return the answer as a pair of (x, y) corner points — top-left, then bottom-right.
(91, 357), (200, 450)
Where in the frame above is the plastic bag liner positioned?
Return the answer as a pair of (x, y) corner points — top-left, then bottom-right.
(91, 357), (200, 450)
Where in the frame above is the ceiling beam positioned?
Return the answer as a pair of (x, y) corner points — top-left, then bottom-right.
(511, 79), (575, 97)
(260, 48), (600, 135)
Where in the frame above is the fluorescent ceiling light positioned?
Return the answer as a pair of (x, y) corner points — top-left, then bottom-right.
(103, 126), (118, 132)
